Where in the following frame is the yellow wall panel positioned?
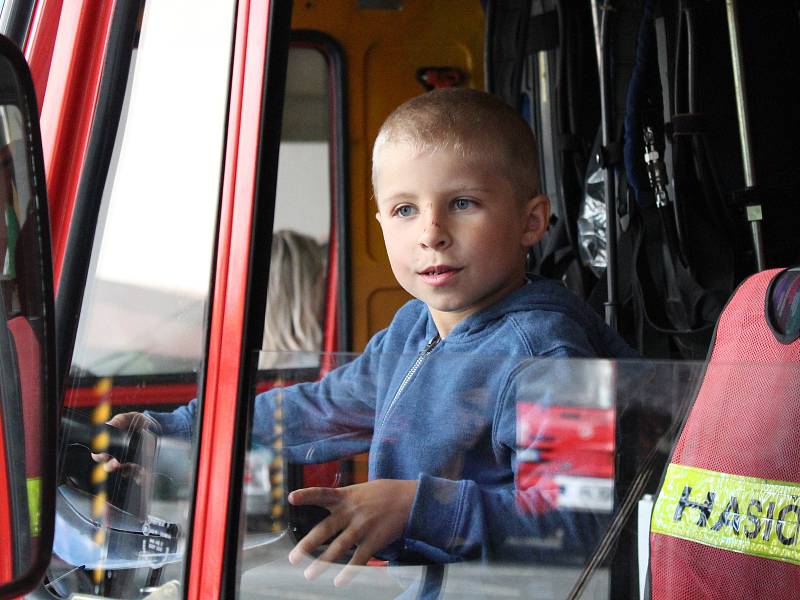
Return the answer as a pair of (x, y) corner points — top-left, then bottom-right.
(367, 287), (416, 339)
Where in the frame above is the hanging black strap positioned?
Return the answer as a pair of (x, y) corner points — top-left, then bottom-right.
(617, 0), (731, 359)
(598, 141), (624, 168)
(485, 0), (533, 110)
(669, 113), (710, 136)
(525, 10), (558, 52)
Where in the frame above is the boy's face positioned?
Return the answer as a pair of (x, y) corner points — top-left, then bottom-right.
(374, 141), (549, 336)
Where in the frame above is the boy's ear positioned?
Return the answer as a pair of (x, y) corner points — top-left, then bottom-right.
(521, 194), (550, 247)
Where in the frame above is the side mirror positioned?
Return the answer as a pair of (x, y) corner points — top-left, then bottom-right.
(0, 35), (57, 598)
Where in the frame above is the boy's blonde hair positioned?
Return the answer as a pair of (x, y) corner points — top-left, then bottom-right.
(372, 88), (540, 200)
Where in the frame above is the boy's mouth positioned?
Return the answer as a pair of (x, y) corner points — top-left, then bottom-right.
(418, 265), (461, 285)
(419, 265), (458, 275)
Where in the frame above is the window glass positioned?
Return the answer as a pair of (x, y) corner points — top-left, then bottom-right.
(259, 46), (331, 371)
(236, 43), (340, 596)
(0, 0), (36, 47)
(49, 0), (237, 597)
(71, 0), (236, 378)
(235, 355), (717, 598)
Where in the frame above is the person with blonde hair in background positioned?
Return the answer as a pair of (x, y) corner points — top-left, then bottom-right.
(259, 229), (327, 369)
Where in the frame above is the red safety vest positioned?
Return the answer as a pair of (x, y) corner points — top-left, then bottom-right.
(649, 268), (800, 600)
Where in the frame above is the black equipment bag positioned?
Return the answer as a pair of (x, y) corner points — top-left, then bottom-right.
(486, 0), (800, 360)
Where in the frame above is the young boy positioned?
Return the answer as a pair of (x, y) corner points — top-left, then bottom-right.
(122, 88), (636, 586)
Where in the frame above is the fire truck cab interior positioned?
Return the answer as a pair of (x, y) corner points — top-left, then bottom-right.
(0, 0), (799, 598)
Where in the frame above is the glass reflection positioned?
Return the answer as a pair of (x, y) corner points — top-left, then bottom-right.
(48, 0), (238, 596)
(0, 57), (50, 590)
(235, 355), (729, 599)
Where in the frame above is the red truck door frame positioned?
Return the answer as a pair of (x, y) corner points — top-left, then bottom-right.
(31, 0), (116, 288)
(1, 0), (294, 597)
(192, 1), (292, 597)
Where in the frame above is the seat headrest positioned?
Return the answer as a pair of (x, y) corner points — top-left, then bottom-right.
(767, 267), (800, 344)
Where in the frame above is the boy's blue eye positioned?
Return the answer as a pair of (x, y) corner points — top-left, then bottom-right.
(395, 205), (415, 217)
(453, 198), (473, 210)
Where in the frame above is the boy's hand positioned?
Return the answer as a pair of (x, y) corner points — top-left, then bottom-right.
(90, 411), (159, 476)
(287, 479), (418, 587)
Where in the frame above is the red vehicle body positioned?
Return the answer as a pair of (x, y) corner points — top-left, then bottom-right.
(517, 403), (615, 515)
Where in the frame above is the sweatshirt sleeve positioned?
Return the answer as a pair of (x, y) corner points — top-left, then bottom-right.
(145, 400), (196, 437)
(249, 349), (381, 463)
(403, 347), (601, 562)
(146, 335), (386, 463)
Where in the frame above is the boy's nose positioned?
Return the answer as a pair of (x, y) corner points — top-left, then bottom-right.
(418, 214), (451, 250)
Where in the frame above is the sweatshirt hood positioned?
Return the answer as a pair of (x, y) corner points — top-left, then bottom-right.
(427, 276), (584, 342)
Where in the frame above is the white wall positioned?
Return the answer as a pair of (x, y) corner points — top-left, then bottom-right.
(273, 141), (331, 242)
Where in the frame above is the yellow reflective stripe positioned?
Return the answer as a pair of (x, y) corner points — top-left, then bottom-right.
(27, 477), (40, 537)
(652, 464), (800, 565)
(91, 377), (112, 584)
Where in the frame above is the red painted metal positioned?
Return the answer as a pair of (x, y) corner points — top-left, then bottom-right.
(23, 0), (66, 110)
(322, 48), (340, 356)
(416, 66), (465, 91)
(65, 376), (302, 410)
(0, 407), (13, 583)
(187, 0), (270, 597)
(65, 382), (198, 408)
(37, 0), (116, 292)
(323, 208), (339, 355)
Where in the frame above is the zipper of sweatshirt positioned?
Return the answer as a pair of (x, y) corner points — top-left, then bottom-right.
(377, 334), (441, 434)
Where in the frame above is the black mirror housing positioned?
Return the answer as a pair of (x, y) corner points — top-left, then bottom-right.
(0, 33), (57, 599)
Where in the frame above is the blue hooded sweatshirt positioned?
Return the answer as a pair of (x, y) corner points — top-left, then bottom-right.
(147, 276), (638, 563)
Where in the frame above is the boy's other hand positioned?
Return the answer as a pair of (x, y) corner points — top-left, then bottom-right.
(287, 479), (418, 587)
(90, 411), (158, 475)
